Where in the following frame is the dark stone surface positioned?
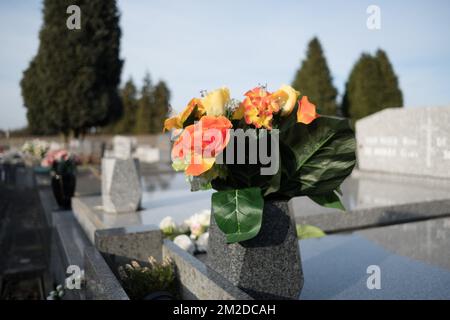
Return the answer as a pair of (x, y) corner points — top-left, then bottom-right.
(163, 240), (252, 300)
(84, 246), (128, 300)
(0, 177), (51, 299)
(50, 210), (91, 299)
(207, 200), (303, 299)
(36, 174), (92, 300)
(300, 217), (450, 299)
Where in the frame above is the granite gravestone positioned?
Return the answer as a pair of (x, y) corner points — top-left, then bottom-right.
(356, 107), (450, 178)
(102, 158), (142, 213)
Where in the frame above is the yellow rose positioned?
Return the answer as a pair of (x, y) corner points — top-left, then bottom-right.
(201, 87), (230, 116)
(273, 85), (300, 116)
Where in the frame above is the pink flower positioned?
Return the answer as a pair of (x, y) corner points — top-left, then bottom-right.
(40, 149), (79, 167)
(54, 150), (69, 161)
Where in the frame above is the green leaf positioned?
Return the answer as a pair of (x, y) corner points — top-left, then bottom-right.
(212, 187), (264, 243)
(296, 224), (326, 240)
(277, 115), (356, 198)
(309, 191), (346, 211)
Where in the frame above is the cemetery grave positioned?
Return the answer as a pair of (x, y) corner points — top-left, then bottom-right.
(1, 106), (450, 299)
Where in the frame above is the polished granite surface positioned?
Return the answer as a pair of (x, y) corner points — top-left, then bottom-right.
(299, 217), (450, 299)
(69, 165), (450, 299)
(136, 169), (450, 229)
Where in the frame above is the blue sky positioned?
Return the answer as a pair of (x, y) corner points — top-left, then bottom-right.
(1, 0), (450, 130)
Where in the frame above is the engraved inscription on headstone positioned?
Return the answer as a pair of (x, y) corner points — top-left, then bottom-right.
(356, 107), (450, 178)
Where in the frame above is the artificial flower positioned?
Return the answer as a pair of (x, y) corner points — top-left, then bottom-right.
(41, 149), (72, 167)
(297, 96), (319, 124)
(159, 216), (177, 235)
(171, 116), (232, 176)
(242, 87), (281, 129)
(231, 103), (245, 120)
(185, 210), (211, 238)
(164, 88), (230, 131)
(201, 87), (230, 116)
(272, 85), (300, 116)
(164, 98), (204, 131)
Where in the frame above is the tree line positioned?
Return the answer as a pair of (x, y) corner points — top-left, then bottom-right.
(291, 37), (403, 121)
(20, 0), (402, 138)
(104, 73), (171, 135)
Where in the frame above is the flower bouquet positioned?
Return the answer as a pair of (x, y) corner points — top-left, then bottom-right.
(42, 149), (80, 209)
(164, 85), (356, 243)
(164, 85), (356, 299)
(21, 139), (50, 166)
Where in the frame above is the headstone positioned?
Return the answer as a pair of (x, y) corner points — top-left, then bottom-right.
(101, 158), (142, 213)
(356, 107), (450, 178)
(112, 136), (135, 160)
(133, 146), (160, 163)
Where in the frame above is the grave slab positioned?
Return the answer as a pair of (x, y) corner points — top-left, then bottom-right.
(299, 217), (450, 299)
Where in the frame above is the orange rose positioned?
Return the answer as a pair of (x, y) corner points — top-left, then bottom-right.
(171, 116), (232, 176)
(297, 96), (319, 124)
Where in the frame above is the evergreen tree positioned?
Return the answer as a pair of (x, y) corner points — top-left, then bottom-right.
(114, 78), (138, 134)
(150, 81), (171, 133)
(342, 50), (403, 121)
(21, 58), (57, 135)
(376, 49), (403, 108)
(134, 73), (154, 134)
(292, 37), (338, 115)
(20, 0), (123, 138)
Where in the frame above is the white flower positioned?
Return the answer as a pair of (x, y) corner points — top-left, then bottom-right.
(177, 223), (190, 234)
(159, 216), (176, 234)
(185, 210), (211, 228)
(184, 210), (211, 239)
(21, 139), (50, 159)
(196, 232), (209, 252)
(173, 235), (195, 254)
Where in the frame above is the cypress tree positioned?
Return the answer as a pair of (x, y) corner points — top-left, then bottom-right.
(20, 0), (123, 138)
(292, 37), (338, 115)
(342, 50), (403, 121)
(134, 73), (154, 134)
(150, 81), (171, 133)
(376, 49), (403, 108)
(21, 58), (56, 135)
(114, 78), (138, 134)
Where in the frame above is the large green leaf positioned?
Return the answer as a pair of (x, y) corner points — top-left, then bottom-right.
(211, 187), (264, 243)
(276, 116), (356, 198)
(309, 191), (346, 211)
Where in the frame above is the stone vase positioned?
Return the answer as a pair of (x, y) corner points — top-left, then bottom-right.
(101, 158), (142, 213)
(207, 200), (303, 299)
(51, 172), (76, 210)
